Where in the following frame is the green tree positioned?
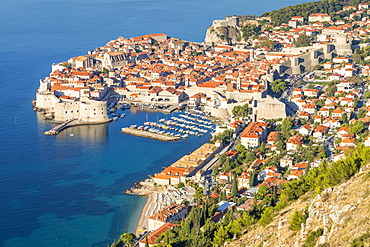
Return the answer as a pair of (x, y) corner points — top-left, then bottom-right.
(354, 98), (359, 108)
(210, 130), (233, 144)
(341, 113), (348, 123)
(120, 233), (136, 247)
(353, 54), (363, 64)
(270, 79), (287, 93)
(145, 236), (149, 247)
(177, 182), (185, 189)
(281, 117), (293, 139)
(260, 141), (266, 153)
(101, 67), (109, 74)
(255, 185), (270, 200)
(294, 33), (312, 47)
(289, 210), (308, 231)
(249, 170), (257, 187)
(232, 103), (250, 118)
(259, 207), (274, 227)
(227, 219), (242, 238)
(231, 175), (238, 196)
(349, 120), (365, 135)
(212, 224), (229, 246)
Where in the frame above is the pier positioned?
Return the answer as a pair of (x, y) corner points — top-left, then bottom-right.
(44, 119), (78, 135)
(164, 105), (178, 113)
(121, 127), (180, 142)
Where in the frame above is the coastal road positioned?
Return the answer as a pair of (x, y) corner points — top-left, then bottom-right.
(201, 141), (235, 194)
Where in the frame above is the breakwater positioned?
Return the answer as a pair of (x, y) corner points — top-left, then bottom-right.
(44, 119), (112, 135)
(121, 127), (180, 142)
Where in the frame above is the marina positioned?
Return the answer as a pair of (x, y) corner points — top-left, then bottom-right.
(121, 110), (216, 141)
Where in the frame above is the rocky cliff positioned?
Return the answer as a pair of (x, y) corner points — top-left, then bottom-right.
(204, 25), (241, 45)
(227, 163), (370, 247)
(204, 19), (261, 45)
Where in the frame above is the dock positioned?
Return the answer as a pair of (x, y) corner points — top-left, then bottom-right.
(44, 119), (78, 135)
(164, 105), (178, 113)
(121, 127), (180, 142)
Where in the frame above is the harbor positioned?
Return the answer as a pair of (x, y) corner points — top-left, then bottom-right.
(120, 108), (216, 142)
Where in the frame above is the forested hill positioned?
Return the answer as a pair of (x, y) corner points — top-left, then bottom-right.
(262, 0), (364, 26)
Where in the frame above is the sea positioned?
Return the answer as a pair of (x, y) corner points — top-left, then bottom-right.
(0, 0), (311, 246)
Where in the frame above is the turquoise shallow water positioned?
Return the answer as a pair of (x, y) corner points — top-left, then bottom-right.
(0, 0), (313, 246)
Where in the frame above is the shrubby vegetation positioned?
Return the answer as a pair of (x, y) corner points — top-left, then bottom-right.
(232, 103), (250, 118)
(294, 34), (313, 47)
(270, 79), (287, 94)
(240, 23), (261, 41)
(262, 0), (364, 26)
(210, 130), (233, 144)
(289, 209), (308, 231)
(303, 228), (324, 247)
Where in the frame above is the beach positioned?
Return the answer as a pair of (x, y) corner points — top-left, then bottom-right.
(135, 193), (153, 236)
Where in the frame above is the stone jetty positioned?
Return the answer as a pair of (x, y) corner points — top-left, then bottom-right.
(121, 127), (180, 142)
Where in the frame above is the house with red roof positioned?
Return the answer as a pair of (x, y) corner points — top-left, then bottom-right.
(225, 150), (238, 160)
(323, 118), (341, 128)
(139, 223), (177, 247)
(308, 13), (331, 22)
(299, 124), (312, 136)
(286, 135), (305, 151)
(257, 166), (280, 181)
(340, 137), (356, 147)
(267, 131), (279, 145)
(287, 169), (305, 180)
(313, 125), (328, 138)
(332, 108), (345, 118)
(237, 199), (262, 211)
(298, 111), (310, 120)
(337, 126), (350, 137)
(240, 122), (268, 148)
(147, 204), (187, 231)
(237, 172), (250, 189)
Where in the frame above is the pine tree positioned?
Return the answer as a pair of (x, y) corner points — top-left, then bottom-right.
(289, 210), (307, 231)
(212, 224), (228, 246)
(119, 233), (136, 247)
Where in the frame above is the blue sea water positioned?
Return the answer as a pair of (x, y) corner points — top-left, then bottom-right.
(0, 0), (312, 246)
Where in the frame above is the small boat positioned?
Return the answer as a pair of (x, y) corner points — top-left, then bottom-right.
(112, 116), (119, 121)
(120, 114), (126, 118)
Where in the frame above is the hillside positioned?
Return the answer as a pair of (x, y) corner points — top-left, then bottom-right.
(262, 0), (364, 26)
(204, 0), (367, 45)
(226, 163), (370, 247)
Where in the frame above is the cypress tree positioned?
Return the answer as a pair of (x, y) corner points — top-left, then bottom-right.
(231, 175), (238, 196)
(144, 236), (149, 247)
